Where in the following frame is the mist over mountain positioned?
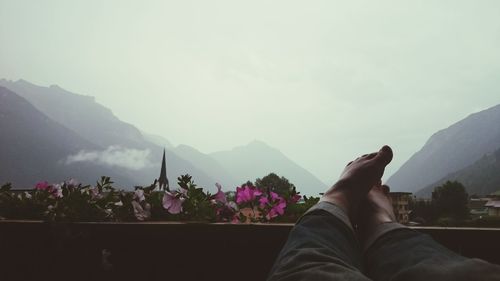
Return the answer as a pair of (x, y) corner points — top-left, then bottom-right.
(142, 132), (173, 149)
(387, 104), (500, 194)
(0, 79), (217, 189)
(0, 86), (142, 187)
(0, 79), (326, 194)
(171, 145), (238, 190)
(211, 140), (328, 196)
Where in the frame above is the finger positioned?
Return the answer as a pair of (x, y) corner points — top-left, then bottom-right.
(346, 161), (353, 167)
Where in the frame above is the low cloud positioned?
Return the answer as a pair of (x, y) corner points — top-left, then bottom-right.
(66, 146), (152, 170)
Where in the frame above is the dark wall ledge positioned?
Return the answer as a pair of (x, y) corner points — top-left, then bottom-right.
(1, 221), (499, 281)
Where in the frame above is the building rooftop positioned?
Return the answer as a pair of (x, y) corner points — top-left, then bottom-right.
(485, 200), (500, 208)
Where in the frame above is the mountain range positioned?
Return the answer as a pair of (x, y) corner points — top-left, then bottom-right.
(4, 78), (497, 197)
(0, 79), (327, 194)
(387, 104), (500, 197)
(210, 141), (328, 194)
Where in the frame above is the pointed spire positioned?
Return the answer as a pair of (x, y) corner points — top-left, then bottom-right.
(159, 149), (169, 191)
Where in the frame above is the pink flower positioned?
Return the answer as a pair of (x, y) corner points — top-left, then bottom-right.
(213, 183), (227, 204)
(162, 191), (184, 214)
(266, 200), (287, 220)
(231, 215), (240, 224)
(270, 191), (280, 201)
(35, 181), (50, 191)
(256, 191), (288, 221)
(259, 196), (269, 208)
(236, 185), (262, 204)
(35, 181), (63, 198)
(51, 184), (63, 198)
(290, 194), (301, 204)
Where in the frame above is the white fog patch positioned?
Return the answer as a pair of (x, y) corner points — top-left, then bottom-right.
(66, 146), (152, 170)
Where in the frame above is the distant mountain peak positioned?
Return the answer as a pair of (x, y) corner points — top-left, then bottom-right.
(248, 139), (268, 146)
(176, 144), (201, 152)
(217, 140), (277, 154)
(16, 79), (48, 89)
(240, 140), (276, 151)
(210, 140), (327, 195)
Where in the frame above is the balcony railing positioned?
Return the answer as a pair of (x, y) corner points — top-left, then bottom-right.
(1, 220), (499, 281)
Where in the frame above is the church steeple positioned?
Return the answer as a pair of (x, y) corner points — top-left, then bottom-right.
(158, 149), (169, 191)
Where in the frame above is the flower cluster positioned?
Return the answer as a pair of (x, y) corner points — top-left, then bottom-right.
(0, 175), (319, 223)
(259, 191), (287, 220)
(233, 183), (303, 222)
(34, 181), (63, 198)
(211, 183), (239, 223)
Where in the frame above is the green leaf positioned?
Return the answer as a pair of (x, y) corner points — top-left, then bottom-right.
(1, 183), (12, 192)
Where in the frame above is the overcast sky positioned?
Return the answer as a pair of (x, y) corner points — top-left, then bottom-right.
(1, 0), (500, 187)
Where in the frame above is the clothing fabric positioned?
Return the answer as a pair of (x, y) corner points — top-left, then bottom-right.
(268, 201), (500, 281)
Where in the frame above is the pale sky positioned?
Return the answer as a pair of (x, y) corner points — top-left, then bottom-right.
(1, 0), (500, 187)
